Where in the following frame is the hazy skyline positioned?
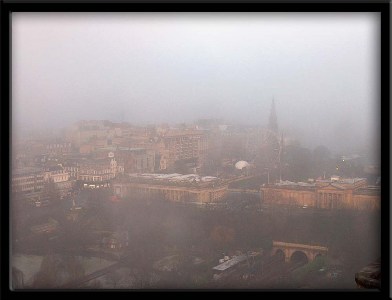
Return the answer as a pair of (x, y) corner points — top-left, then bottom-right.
(12, 12), (380, 157)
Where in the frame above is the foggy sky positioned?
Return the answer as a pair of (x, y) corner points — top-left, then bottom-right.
(12, 12), (380, 156)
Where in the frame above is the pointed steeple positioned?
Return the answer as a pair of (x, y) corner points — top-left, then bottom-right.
(268, 97), (278, 133)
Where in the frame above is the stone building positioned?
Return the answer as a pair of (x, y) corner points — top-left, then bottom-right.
(11, 167), (45, 195)
(62, 161), (80, 180)
(77, 152), (124, 187)
(112, 173), (228, 204)
(45, 141), (72, 156)
(94, 146), (155, 174)
(11, 166), (74, 203)
(161, 130), (208, 170)
(65, 120), (114, 148)
(260, 177), (380, 210)
(43, 164), (75, 197)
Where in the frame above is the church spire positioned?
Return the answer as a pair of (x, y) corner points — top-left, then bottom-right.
(268, 97), (278, 133)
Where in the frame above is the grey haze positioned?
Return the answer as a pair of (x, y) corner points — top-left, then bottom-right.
(12, 12), (380, 158)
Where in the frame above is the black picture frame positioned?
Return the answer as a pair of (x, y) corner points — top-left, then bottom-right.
(1, 0), (389, 298)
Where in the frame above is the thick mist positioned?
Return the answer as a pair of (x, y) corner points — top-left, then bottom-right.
(12, 12), (380, 156)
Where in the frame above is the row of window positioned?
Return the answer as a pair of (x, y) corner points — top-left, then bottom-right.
(211, 190), (226, 201)
(13, 185), (44, 192)
(318, 193), (343, 202)
(47, 171), (66, 175)
(64, 167), (78, 171)
(53, 176), (69, 182)
(12, 178), (44, 184)
(80, 169), (113, 175)
(12, 176), (44, 182)
(47, 143), (71, 149)
(78, 174), (116, 181)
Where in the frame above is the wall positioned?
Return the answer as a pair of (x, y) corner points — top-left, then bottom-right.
(261, 185), (380, 211)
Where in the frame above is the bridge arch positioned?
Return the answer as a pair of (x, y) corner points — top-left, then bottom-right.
(272, 241), (328, 263)
(290, 251), (309, 265)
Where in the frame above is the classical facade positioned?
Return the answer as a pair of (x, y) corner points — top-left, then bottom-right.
(260, 177), (380, 210)
(113, 173), (228, 204)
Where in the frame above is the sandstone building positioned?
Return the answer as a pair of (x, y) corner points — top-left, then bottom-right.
(113, 173), (228, 204)
(260, 177), (380, 210)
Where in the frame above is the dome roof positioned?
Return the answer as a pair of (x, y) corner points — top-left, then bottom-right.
(235, 160), (250, 170)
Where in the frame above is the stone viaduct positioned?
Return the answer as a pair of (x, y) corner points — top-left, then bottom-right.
(271, 241), (328, 263)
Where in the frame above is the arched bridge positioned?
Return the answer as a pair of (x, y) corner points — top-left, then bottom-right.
(271, 241), (328, 263)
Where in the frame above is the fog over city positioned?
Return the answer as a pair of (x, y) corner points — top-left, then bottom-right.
(13, 12), (379, 156)
(11, 12), (381, 290)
